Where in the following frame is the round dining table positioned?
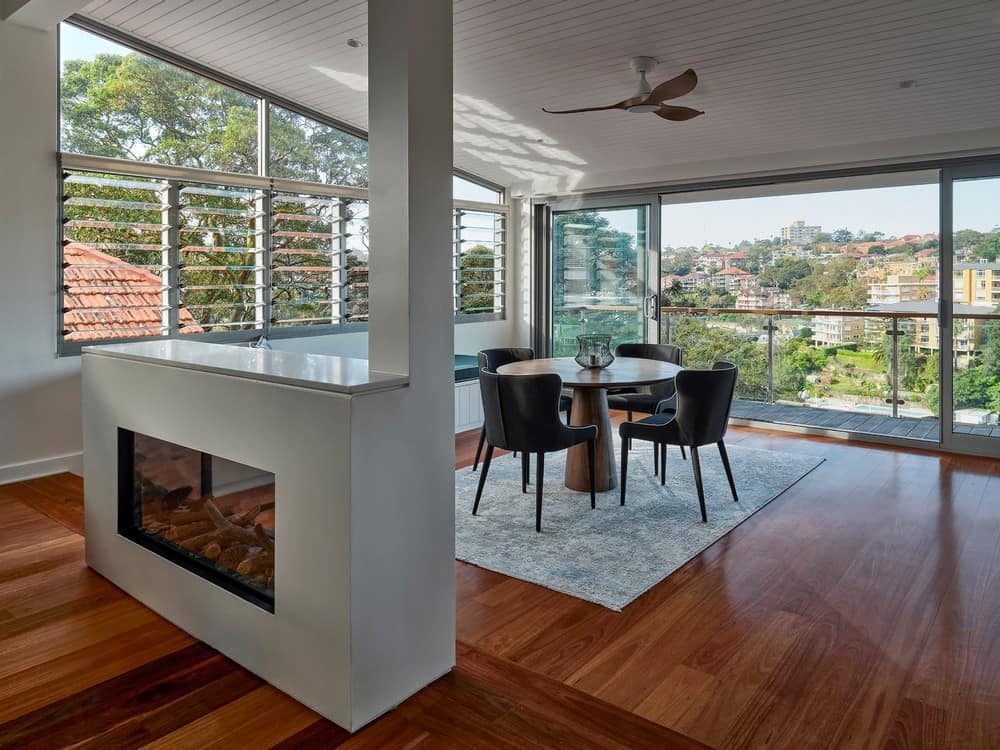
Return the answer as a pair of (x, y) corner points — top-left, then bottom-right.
(496, 356), (683, 492)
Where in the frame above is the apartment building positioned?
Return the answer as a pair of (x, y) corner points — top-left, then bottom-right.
(737, 285), (793, 309)
(953, 261), (1000, 307)
(811, 315), (867, 346)
(780, 220), (821, 245)
(867, 273), (938, 306)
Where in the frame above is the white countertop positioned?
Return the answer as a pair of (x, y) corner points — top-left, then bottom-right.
(82, 340), (409, 395)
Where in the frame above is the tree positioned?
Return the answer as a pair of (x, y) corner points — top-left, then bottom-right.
(758, 257), (812, 290)
(969, 232), (1000, 262)
(981, 317), (1000, 378)
(61, 51), (368, 187)
(61, 53), (258, 173)
(668, 316), (767, 400)
(459, 245), (498, 314)
(831, 228), (854, 244)
(953, 367), (997, 410)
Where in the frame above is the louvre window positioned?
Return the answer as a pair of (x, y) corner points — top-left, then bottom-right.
(58, 22), (507, 353)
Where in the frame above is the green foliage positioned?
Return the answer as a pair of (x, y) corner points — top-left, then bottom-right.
(459, 245), (498, 314)
(758, 257), (812, 290)
(269, 106), (368, 187)
(61, 53), (258, 173)
(831, 228), (854, 244)
(982, 318), (1000, 378)
(791, 256), (868, 309)
(668, 317), (767, 401)
(953, 367), (997, 410)
(61, 52), (368, 188)
(968, 234), (1000, 262)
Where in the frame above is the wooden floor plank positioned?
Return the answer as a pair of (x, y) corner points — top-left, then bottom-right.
(0, 425), (997, 748)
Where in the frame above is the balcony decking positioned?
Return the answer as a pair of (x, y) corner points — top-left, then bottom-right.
(732, 399), (1000, 440)
(731, 399), (941, 440)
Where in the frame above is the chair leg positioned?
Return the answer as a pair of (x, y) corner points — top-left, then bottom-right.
(660, 442), (667, 486)
(566, 401), (572, 424)
(653, 441), (658, 475)
(718, 441), (739, 502)
(680, 444), (687, 460)
(690, 446), (707, 522)
(521, 451), (529, 494)
(587, 439), (596, 510)
(473, 427), (486, 471)
(620, 437), (629, 506)
(473, 445), (494, 515)
(535, 452), (545, 532)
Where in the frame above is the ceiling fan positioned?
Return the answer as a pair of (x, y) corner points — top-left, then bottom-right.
(543, 57), (703, 121)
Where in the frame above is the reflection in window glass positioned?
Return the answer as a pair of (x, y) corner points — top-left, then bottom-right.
(269, 104), (368, 188)
(59, 24), (259, 174)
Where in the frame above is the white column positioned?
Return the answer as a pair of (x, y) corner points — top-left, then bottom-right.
(348, 0), (456, 729)
(367, 0), (454, 379)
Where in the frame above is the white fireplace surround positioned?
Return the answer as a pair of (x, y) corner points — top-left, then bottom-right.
(83, 342), (456, 731)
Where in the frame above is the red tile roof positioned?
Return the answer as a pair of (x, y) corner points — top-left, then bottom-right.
(62, 243), (203, 342)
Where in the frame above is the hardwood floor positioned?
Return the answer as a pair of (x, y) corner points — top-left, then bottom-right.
(1, 423), (998, 748)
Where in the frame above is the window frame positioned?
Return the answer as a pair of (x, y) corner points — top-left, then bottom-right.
(57, 17), (507, 355)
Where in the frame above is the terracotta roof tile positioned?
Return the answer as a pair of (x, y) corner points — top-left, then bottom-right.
(62, 243), (203, 341)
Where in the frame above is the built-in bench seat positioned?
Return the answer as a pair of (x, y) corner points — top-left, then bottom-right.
(454, 354), (483, 432)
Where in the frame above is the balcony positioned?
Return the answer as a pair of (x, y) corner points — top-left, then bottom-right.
(661, 306), (999, 444)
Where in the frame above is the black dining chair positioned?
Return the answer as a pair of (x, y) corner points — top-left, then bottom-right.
(473, 370), (597, 532)
(472, 348), (571, 471)
(607, 343), (685, 470)
(618, 361), (739, 522)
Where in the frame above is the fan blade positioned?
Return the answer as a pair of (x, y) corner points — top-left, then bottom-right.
(646, 68), (698, 104)
(542, 96), (640, 115)
(655, 105), (704, 121)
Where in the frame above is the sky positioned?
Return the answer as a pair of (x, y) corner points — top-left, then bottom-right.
(60, 23), (127, 68)
(661, 180), (1000, 249)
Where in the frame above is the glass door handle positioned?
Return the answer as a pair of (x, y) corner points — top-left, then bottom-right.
(644, 294), (659, 321)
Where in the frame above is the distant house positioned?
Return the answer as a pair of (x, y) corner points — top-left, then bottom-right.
(62, 243), (204, 341)
(716, 267), (752, 292)
(737, 285), (793, 310)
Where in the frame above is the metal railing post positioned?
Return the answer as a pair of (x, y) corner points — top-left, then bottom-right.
(766, 314), (775, 404)
(892, 317), (901, 419)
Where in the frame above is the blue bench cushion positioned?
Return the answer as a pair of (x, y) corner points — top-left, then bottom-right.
(454, 354), (479, 382)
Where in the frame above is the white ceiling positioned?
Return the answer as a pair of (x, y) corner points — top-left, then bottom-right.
(79, 0), (1000, 195)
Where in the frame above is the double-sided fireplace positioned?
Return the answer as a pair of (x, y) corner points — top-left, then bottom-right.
(118, 429), (276, 611)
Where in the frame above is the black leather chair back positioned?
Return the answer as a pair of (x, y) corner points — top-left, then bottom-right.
(673, 361), (738, 447)
(614, 343), (682, 399)
(479, 369), (588, 453)
(477, 347), (534, 373)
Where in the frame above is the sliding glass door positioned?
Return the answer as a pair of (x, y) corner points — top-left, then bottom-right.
(941, 165), (1000, 456)
(549, 200), (658, 356)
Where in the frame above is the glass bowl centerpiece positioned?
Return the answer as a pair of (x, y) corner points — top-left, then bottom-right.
(575, 334), (615, 369)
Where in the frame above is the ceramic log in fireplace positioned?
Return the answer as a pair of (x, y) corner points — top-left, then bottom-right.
(118, 430), (276, 611)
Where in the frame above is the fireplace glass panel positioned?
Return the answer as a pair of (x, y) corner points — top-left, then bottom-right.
(119, 430), (275, 611)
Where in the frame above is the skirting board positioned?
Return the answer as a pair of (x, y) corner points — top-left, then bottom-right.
(0, 452), (83, 485)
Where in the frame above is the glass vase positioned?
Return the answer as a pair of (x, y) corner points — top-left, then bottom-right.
(575, 334), (615, 369)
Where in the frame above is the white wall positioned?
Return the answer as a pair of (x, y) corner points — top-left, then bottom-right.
(0, 22), (83, 483)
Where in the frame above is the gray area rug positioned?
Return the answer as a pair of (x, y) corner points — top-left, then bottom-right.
(456, 438), (824, 610)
